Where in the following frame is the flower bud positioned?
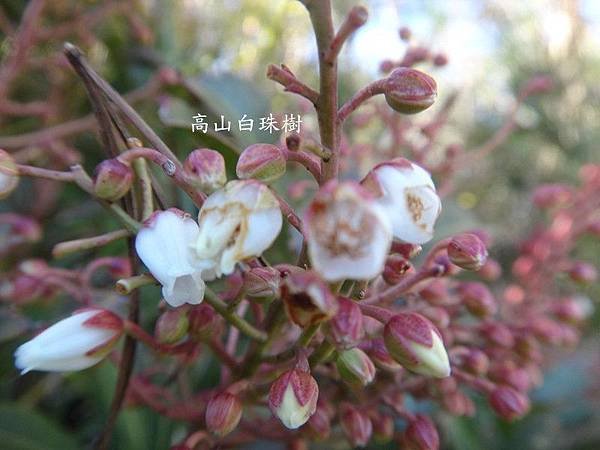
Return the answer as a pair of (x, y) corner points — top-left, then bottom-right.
(382, 254), (413, 285)
(183, 148), (226, 193)
(399, 26), (412, 41)
(269, 367), (319, 429)
(442, 390), (475, 416)
(368, 338), (404, 373)
(93, 158), (134, 201)
(420, 306), (450, 330)
(433, 53), (448, 66)
(458, 282), (497, 318)
(327, 297), (364, 349)
(188, 304), (221, 341)
(515, 335), (542, 362)
(236, 143), (286, 182)
(384, 313), (451, 378)
(403, 415), (439, 450)
(489, 364), (531, 392)
(281, 270), (339, 328)
(567, 261), (597, 284)
(384, 68), (437, 114)
(553, 297), (590, 324)
(0, 149), (19, 199)
(479, 258), (502, 281)
(481, 322), (515, 348)
(205, 391), (243, 437)
(463, 348), (489, 376)
(307, 400), (332, 440)
(14, 309), (123, 373)
(419, 279), (448, 305)
(447, 233), (488, 271)
(242, 266), (281, 299)
(371, 412), (394, 443)
(488, 387), (530, 421)
(340, 403), (372, 448)
(155, 308), (189, 344)
(336, 348), (376, 386)
(530, 317), (563, 345)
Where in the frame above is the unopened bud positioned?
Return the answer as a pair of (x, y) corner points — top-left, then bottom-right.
(567, 261), (597, 284)
(432, 53), (448, 67)
(403, 415), (439, 450)
(553, 297), (590, 324)
(481, 322), (515, 348)
(236, 143), (286, 182)
(336, 348), (376, 386)
(188, 304), (221, 341)
(307, 401), (331, 440)
(205, 391), (243, 437)
(419, 280), (448, 305)
(269, 367), (319, 429)
(93, 159), (134, 201)
(442, 390), (475, 417)
(155, 308), (188, 344)
(183, 148), (226, 193)
(420, 306), (450, 329)
(399, 26), (412, 41)
(458, 282), (497, 318)
(371, 412), (394, 443)
(0, 149), (19, 199)
(384, 313), (451, 378)
(479, 258), (502, 281)
(340, 403), (372, 448)
(489, 364), (531, 393)
(281, 270), (339, 328)
(327, 297), (364, 349)
(384, 68), (437, 114)
(243, 266), (281, 299)
(463, 348), (489, 376)
(382, 254), (413, 284)
(488, 387), (530, 421)
(448, 233), (488, 271)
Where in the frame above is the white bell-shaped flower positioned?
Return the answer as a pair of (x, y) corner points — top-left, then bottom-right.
(362, 158), (441, 244)
(195, 180), (282, 277)
(136, 208), (211, 307)
(304, 181), (392, 282)
(14, 309), (123, 373)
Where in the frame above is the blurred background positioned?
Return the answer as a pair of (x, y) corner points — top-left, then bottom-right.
(0, 0), (598, 449)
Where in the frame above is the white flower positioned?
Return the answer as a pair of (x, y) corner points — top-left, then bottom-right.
(14, 309), (123, 373)
(304, 181), (392, 282)
(362, 158), (441, 244)
(136, 209), (212, 307)
(195, 180), (282, 277)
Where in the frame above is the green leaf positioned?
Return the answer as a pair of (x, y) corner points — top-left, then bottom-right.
(0, 402), (79, 450)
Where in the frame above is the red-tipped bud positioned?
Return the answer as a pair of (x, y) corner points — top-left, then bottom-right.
(236, 143), (286, 182)
(479, 258), (502, 281)
(384, 68), (437, 114)
(336, 348), (376, 386)
(307, 401), (331, 441)
(419, 279), (449, 305)
(567, 261), (597, 284)
(515, 335), (542, 362)
(188, 304), (222, 341)
(340, 403), (372, 448)
(458, 282), (497, 318)
(243, 266), (281, 299)
(390, 241), (422, 258)
(327, 297), (364, 349)
(442, 390), (475, 416)
(382, 254), (413, 284)
(384, 313), (450, 378)
(155, 308), (189, 344)
(183, 148), (226, 193)
(205, 391), (243, 437)
(0, 149), (19, 199)
(432, 53), (448, 67)
(403, 415), (439, 450)
(489, 364), (531, 393)
(281, 270), (339, 328)
(269, 367), (319, 429)
(448, 233), (488, 271)
(368, 338), (404, 373)
(481, 322), (515, 348)
(93, 159), (134, 201)
(463, 348), (490, 376)
(553, 297), (590, 324)
(420, 306), (450, 329)
(530, 317), (563, 345)
(371, 412), (394, 443)
(488, 387), (530, 421)
(532, 183), (572, 208)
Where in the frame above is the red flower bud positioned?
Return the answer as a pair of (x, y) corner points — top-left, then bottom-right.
(441, 390), (475, 417)
(155, 308), (189, 344)
(567, 261), (597, 284)
(183, 148), (226, 193)
(488, 387), (530, 421)
(188, 304), (222, 341)
(93, 159), (134, 201)
(382, 254), (413, 285)
(479, 258), (502, 281)
(489, 364), (531, 393)
(367, 338), (404, 373)
(236, 143), (286, 182)
(458, 282), (497, 318)
(327, 297), (364, 349)
(340, 403), (372, 448)
(384, 68), (437, 114)
(432, 53), (448, 67)
(242, 266), (281, 299)
(336, 348), (376, 386)
(371, 412), (394, 443)
(420, 306), (450, 329)
(419, 280), (448, 305)
(307, 401), (331, 441)
(269, 367), (319, 429)
(447, 233), (488, 271)
(481, 322), (515, 348)
(205, 391), (243, 437)
(462, 348), (490, 376)
(281, 271), (339, 328)
(403, 415), (439, 450)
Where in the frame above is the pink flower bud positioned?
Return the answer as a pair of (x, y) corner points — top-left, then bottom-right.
(93, 158), (134, 201)
(368, 338), (404, 373)
(447, 233), (488, 271)
(479, 258), (502, 281)
(205, 391), (243, 437)
(0, 149), (19, 199)
(515, 335), (542, 362)
(419, 280), (448, 305)
(552, 297), (590, 324)
(463, 348), (490, 376)
(371, 412), (394, 443)
(340, 403), (372, 447)
(236, 143), (286, 182)
(420, 306), (450, 329)
(481, 322), (515, 348)
(567, 261), (597, 284)
(489, 364), (531, 393)
(242, 266), (281, 299)
(269, 367), (319, 429)
(432, 53), (448, 66)
(384, 313), (451, 378)
(399, 26), (412, 41)
(391, 242), (422, 259)
(383, 68), (437, 114)
(488, 387), (530, 421)
(307, 401), (331, 440)
(155, 308), (189, 344)
(532, 183), (572, 208)
(403, 415), (439, 450)
(382, 254), (413, 285)
(281, 270), (339, 328)
(441, 390), (475, 416)
(14, 309), (123, 373)
(458, 282), (497, 318)
(183, 148), (226, 193)
(188, 304), (222, 341)
(336, 348), (376, 386)
(327, 297), (364, 349)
